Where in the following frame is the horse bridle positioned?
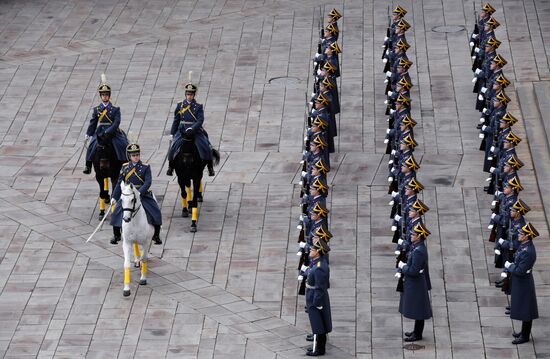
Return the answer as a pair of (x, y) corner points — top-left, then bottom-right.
(121, 190), (141, 220)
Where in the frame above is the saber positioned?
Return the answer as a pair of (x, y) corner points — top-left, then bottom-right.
(86, 200), (116, 243)
(157, 137), (172, 176)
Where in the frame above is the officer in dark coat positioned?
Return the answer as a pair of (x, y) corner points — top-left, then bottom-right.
(110, 143), (162, 245)
(305, 239), (332, 356)
(84, 74), (129, 174)
(397, 222), (432, 342)
(503, 222), (539, 344)
(166, 76), (215, 176)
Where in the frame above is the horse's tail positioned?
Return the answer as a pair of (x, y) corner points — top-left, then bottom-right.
(212, 148), (220, 165)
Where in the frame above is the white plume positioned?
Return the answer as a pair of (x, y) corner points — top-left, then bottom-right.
(188, 71), (193, 82)
(101, 73), (107, 84)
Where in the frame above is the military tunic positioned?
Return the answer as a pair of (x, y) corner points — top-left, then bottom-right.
(509, 240), (539, 321)
(111, 161), (162, 227)
(306, 256), (332, 335)
(399, 240), (432, 320)
(168, 99), (212, 162)
(86, 102), (129, 163)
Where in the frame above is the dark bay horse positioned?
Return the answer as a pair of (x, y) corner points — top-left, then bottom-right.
(93, 134), (124, 219)
(174, 132), (220, 232)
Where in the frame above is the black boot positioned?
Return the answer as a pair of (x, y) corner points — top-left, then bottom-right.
(166, 167), (174, 176)
(83, 161), (92, 174)
(111, 226), (121, 244)
(404, 320), (424, 341)
(207, 161), (215, 176)
(152, 225), (162, 245)
(512, 321), (531, 344)
(306, 333), (314, 342)
(306, 334), (326, 356)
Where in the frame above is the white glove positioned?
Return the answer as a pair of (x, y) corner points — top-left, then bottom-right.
(384, 139), (389, 144)
(398, 261), (406, 269)
(386, 71), (392, 77)
(479, 117), (485, 123)
(296, 251), (302, 256)
(490, 146), (495, 152)
(384, 36), (389, 41)
(391, 191), (399, 198)
(487, 156), (493, 161)
(491, 200), (497, 206)
(299, 214), (304, 221)
(472, 34), (479, 39)
(489, 167), (495, 173)
(386, 128), (391, 134)
(300, 160), (304, 164)
(316, 69), (322, 75)
(479, 133), (485, 139)
(482, 108), (488, 114)
(469, 41), (474, 47)
(299, 242), (306, 248)
(475, 69), (482, 75)
(388, 159), (394, 164)
(505, 261), (512, 269)
(85, 134), (90, 140)
(391, 225), (397, 232)
(495, 191), (501, 196)
(298, 181), (303, 186)
(386, 49), (390, 55)
(394, 250), (400, 255)
(388, 200), (395, 206)
(315, 52), (320, 57)
(388, 176), (394, 182)
(478, 94), (484, 101)
(110, 198), (116, 205)
(494, 249), (501, 255)
(498, 238), (505, 245)
(394, 214), (401, 221)
(486, 177), (492, 182)
(500, 272), (507, 278)
(472, 77), (478, 83)
(394, 272), (401, 279)
(384, 100), (389, 104)
(316, 306), (323, 310)
(388, 91), (394, 96)
(169, 134), (174, 140)
(382, 58), (388, 63)
(481, 87), (488, 93)
(301, 264), (308, 272)
(491, 213), (496, 219)
(301, 171), (307, 177)
(398, 238), (404, 245)
(384, 79), (389, 84)
(297, 275), (303, 281)
(391, 150), (396, 155)
(475, 47), (480, 53)
(389, 109), (395, 114)
(297, 224), (302, 230)
(488, 224), (494, 230)
(482, 125), (487, 130)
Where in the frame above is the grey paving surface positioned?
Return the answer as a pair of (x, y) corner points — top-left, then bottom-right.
(0, 0), (550, 358)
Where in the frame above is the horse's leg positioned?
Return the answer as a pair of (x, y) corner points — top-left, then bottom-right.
(133, 242), (141, 268)
(190, 176), (201, 233)
(197, 179), (203, 202)
(95, 170), (106, 220)
(176, 174), (190, 217)
(139, 236), (149, 285)
(122, 240), (132, 297)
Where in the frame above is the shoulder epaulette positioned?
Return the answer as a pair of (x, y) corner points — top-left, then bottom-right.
(317, 262), (321, 267)
(122, 162), (129, 167)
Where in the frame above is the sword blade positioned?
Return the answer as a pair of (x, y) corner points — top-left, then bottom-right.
(86, 201), (114, 243)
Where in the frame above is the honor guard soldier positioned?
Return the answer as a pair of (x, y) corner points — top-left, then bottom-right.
(305, 239), (332, 356)
(167, 73), (215, 176)
(110, 144), (162, 245)
(397, 222), (432, 342)
(503, 222), (539, 344)
(84, 74), (129, 174)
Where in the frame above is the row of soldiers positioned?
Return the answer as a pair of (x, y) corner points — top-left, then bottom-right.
(382, 5), (432, 343)
(295, 8), (342, 357)
(469, 3), (538, 345)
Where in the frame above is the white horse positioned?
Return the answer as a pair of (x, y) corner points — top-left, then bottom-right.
(120, 182), (152, 297)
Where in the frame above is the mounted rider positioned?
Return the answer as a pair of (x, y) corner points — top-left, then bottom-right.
(166, 72), (215, 176)
(110, 143), (162, 245)
(83, 74), (129, 174)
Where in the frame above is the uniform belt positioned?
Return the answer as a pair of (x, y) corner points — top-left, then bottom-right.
(305, 284), (315, 289)
(181, 121), (194, 125)
(97, 123), (110, 126)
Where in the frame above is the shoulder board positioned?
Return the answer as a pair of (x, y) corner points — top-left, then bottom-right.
(142, 163), (149, 167)
(317, 262), (321, 267)
(122, 162), (129, 167)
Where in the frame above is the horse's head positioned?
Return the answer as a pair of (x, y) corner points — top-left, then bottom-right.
(121, 182), (141, 223)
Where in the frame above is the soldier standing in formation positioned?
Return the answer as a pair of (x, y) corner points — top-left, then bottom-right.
(469, 3), (539, 345)
(382, 5), (433, 342)
(296, 7), (342, 356)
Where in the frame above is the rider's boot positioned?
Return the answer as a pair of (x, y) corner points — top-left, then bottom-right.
(152, 225), (162, 245)
(111, 226), (121, 244)
(207, 160), (215, 176)
(83, 161), (92, 174)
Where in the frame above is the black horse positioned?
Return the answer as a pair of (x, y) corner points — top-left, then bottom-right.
(93, 134), (124, 219)
(174, 132), (220, 232)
